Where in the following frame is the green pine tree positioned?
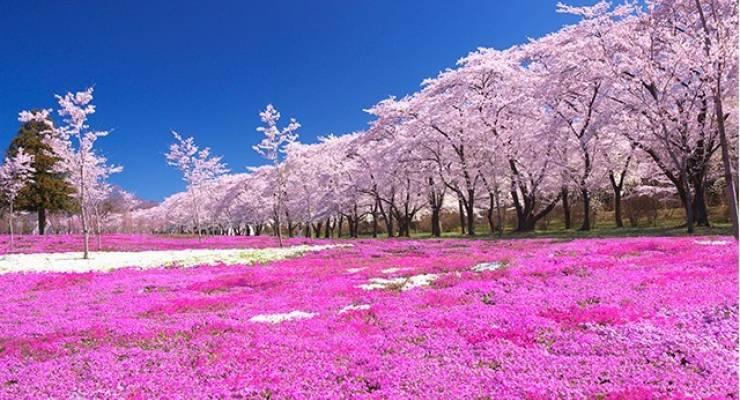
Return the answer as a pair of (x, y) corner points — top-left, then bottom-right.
(5, 115), (76, 234)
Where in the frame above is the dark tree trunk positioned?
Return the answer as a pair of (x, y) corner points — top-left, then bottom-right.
(397, 215), (405, 237)
(684, 199), (695, 234)
(466, 189), (475, 236)
(680, 173), (695, 234)
(427, 177), (443, 238)
(458, 199), (466, 235)
(285, 211), (295, 238)
(372, 213), (378, 238)
(349, 217), (359, 238)
(691, 179), (710, 227)
(580, 188), (591, 231)
(512, 190), (562, 232)
(614, 190), (623, 228)
(372, 202), (379, 238)
(608, 171), (625, 228)
(431, 207), (441, 237)
(561, 188), (571, 230)
(396, 214), (403, 237)
(385, 213), (394, 238)
(337, 215), (344, 238)
(517, 218), (536, 231)
(346, 216), (355, 238)
(487, 192), (495, 235)
(352, 204), (360, 238)
(38, 208), (46, 235)
(509, 159), (562, 232)
(350, 217), (356, 237)
(376, 199), (392, 237)
(324, 218), (331, 238)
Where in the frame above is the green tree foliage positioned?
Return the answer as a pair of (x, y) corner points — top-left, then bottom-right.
(5, 116), (75, 234)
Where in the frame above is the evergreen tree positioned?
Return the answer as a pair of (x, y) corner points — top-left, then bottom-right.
(5, 115), (75, 234)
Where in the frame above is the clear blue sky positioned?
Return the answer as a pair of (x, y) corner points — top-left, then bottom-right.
(0, 0), (588, 201)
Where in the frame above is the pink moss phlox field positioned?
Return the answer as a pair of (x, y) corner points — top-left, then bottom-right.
(0, 233), (328, 255)
(0, 236), (737, 399)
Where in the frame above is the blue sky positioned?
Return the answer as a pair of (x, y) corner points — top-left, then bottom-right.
(0, 1), (588, 201)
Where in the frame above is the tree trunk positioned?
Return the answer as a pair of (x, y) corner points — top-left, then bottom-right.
(512, 190), (562, 232)
(275, 210), (283, 246)
(614, 190), (623, 228)
(609, 172), (624, 228)
(9, 202), (14, 250)
(561, 187), (571, 230)
(38, 208), (46, 235)
(385, 213), (394, 238)
(516, 214), (536, 231)
(352, 204), (360, 238)
(287, 222), (295, 238)
(681, 174), (695, 234)
(458, 199), (466, 235)
(691, 179), (710, 227)
(494, 186), (504, 238)
(580, 188), (590, 231)
(466, 200), (475, 237)
(487, 192), (495, 235)
(714, 96), (739, 237)
(346, 215), (356, 238)
(431, 206), (441, 237)
(372, 202), (379, 238)
(684, 200), (695, 234)
(427, 177), (443, 238)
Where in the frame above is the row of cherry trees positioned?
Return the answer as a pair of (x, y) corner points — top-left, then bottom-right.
(131, 0), (737, 238)
(10, 1), (729, 240)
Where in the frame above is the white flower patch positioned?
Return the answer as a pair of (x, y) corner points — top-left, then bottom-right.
(472, 262), (504, 272)
(381, 267), (409, 274)
(694, 240), (729, 246)
(338, 304), (371, 314)
(0, 244), (345, 274)
(248, 310), (317, 324)
(346, 267), (366, 274)
(358, 273), (438, 291)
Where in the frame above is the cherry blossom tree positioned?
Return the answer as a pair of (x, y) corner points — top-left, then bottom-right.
(459, 47), (563, 232)
(526, 15), (616, 231)
(39, 88), (122, 258)
(690, 0), (738, 238)
(0, 148), (35, 248)
(166, 131), (228, 238)
(253, 104), (300, 246)
(572, 0), (737, 233)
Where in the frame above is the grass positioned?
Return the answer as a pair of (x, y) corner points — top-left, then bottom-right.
(362, 206), (734, 240)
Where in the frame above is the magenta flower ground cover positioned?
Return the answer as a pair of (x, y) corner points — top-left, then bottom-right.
(0, 233), (327, 255)
(0, 236), (736, 399)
